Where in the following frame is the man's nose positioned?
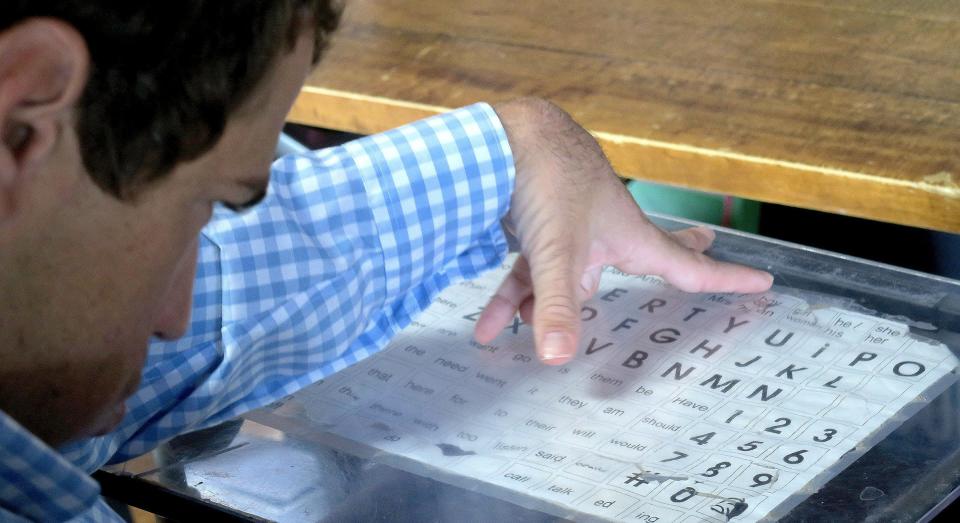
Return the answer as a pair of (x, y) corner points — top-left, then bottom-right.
(152, 239), (199, 340)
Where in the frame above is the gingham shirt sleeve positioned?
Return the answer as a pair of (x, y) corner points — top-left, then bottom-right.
(59, 103), (515, 472)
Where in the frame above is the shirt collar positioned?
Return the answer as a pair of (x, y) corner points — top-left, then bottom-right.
(0, 409), (100, 521)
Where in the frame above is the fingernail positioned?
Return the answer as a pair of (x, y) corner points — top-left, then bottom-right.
(580, 271), (596, 293)
(542, 332), (573, 362)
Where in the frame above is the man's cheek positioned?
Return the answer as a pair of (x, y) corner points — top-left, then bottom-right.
(150, 239), (199, 340)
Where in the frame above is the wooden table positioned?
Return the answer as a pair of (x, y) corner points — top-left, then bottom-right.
(289, 0), (960, 233)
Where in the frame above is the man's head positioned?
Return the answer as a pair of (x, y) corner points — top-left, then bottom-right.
(0, 2), (341, 446)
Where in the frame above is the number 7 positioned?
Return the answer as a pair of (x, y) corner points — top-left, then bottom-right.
(661, 451), (689, 462)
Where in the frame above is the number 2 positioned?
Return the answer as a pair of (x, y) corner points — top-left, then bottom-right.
(765, 417), (791, 434)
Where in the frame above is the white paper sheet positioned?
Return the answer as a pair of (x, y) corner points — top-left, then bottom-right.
(262, 259), (958, 522)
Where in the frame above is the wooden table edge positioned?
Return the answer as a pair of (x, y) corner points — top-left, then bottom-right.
(289, 86), (960, 233)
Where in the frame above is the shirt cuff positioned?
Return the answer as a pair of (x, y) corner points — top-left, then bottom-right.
(346, 102), (515, 301)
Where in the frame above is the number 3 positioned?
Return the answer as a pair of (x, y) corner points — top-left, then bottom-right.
(813, 428), (837, 442)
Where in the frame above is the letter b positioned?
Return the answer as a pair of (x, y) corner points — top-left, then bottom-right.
(622, 350), (649, 369)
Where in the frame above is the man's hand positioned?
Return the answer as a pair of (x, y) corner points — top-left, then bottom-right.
(474, 98), (773, 364)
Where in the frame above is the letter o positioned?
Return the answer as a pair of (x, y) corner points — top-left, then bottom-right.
(893, 361), (925, 377)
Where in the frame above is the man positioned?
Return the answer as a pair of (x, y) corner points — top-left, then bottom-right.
(0, 1), (772, 520)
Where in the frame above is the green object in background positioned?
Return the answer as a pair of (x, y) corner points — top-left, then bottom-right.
(627, 180), (761, 233)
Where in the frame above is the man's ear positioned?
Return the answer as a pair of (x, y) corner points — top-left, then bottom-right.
(0, 18), (89, 224)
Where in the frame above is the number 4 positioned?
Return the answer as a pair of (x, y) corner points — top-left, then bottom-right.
(690, 432), (716, 446)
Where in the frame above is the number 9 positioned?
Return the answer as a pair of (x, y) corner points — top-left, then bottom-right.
(751, 473), (774, 488)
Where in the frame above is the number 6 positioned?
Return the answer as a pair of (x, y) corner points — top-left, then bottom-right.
(783, 449), (807, 465)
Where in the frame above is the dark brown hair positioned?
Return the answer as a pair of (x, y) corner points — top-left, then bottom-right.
(1, 1), (341, 197)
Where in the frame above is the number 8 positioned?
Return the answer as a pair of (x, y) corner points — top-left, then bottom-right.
(701, 461), (731, 477)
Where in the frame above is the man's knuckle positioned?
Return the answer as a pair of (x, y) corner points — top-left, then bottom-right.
(537, 295), (579, 321)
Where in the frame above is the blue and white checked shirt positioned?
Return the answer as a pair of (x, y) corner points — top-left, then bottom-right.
(0, 103), (515, 522)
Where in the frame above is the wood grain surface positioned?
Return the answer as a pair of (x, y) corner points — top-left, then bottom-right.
(290, 0), (960, 232)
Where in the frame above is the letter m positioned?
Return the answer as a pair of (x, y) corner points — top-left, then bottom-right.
(699, 374), (740, 394)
